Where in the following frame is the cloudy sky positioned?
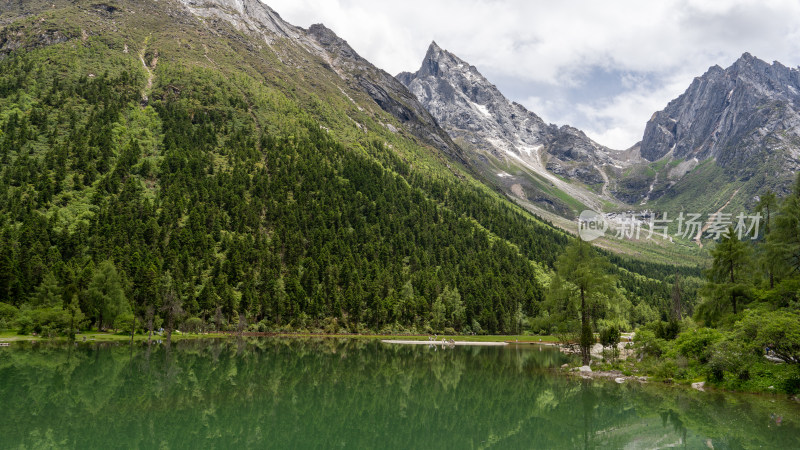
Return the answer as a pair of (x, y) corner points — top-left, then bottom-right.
(267, 0), (800, 149)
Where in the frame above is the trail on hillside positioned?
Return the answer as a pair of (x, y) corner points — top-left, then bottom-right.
(139, 37), (156, 105)
(598, 164), (612, 198)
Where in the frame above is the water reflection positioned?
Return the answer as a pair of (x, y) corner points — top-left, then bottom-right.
(0, 339), (798, 449)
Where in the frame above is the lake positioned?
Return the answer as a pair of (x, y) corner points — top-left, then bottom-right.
(1, 338), (798, 448)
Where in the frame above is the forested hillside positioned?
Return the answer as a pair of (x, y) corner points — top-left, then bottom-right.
(0, 0), (694, 337)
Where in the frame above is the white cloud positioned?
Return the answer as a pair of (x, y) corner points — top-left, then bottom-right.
(264, 0), (800, 149)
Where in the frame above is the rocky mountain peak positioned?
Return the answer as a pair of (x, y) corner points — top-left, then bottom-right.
(641, 52), (800, 163)
(398, 43), (627, 216)
(729, 52), (776, 78)
(418, 41), (463, 78)
(633, 51), (800, 209)
(306, 23), (364, 63)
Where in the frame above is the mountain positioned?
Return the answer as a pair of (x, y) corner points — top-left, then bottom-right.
(398, 42), (635, 218)
(621, 53), (800, 212)
(0, 0), (688, 336)
(397, 44), (800, 220)
(0, 0), (565, 333)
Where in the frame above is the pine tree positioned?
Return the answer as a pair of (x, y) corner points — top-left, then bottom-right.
(160, 271), (184, 340)
(87, 260), (127, 330)
(430, 296), (446, 332)
(703, 226), (751, 316)
(552, 240), (616, 365)
(30, 272), (62, 307)
(670, 274), (682, 321)
(757, 190), (778, 288)
(768, 176), (800, 285)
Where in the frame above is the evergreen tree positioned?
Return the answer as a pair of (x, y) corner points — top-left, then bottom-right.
(767, 176), (800, 286)
(670, 274), (682, 321)
(66, 294), (82, 339)
(30, 272), (62, 307)
(430, 296), (446, 332)
(701, 227), (751, 319)
(552, 240), (616, 364)
(87, 260), (127, 330)
(160, 271), (184, 340)
(756, 190), (777, 235)
(440, 286), (465, 330)
(757, 190), (778, 288)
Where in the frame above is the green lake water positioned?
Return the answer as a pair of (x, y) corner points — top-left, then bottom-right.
(1, 338), (799, 449)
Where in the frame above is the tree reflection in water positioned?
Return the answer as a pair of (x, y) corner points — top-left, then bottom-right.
(0, 339), (798, 448)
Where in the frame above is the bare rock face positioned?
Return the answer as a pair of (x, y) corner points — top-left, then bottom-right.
(641, 52), (800, 175)
(179, 0), (300, 39)
(398, 42), (630, 215)
(624, 52), (800, 207)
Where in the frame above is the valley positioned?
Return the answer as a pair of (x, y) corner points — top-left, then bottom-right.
(0, 2), (799, 446)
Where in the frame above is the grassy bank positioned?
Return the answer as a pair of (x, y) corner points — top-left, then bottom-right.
(0, 330), (229, 342)
(0, 330), (559, 344)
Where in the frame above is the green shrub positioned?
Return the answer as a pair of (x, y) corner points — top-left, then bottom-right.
(782, 371), (800, 395)
(117, 313), (136, 334)
(16, 314), (34, 335)
(600, 325), (621, 348)
(528, 314), (554, 335)
(654, 319), (681, 340)
(635, 329), (669, 358)
(675, 327), (724, 363)
(16, 306), (76, 335)
(322, 317), (340, 334)
(182, 317), (205, 333)
(655, 360), (678, 380)
(734, 309), (800, 364)
(708, 339), (756, 382)
(599, 325), (621, 360)
(0, 302), (19, 325)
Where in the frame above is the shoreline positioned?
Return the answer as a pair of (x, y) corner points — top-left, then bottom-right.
(3, 332), (797, 399)
(0, 331), (561, 344)
(381, 339), (508, 346)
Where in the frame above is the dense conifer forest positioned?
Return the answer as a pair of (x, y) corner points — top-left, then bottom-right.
(0, 13), (690, 337)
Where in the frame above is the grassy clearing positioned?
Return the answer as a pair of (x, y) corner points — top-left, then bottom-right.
(328, 333), (560, 343)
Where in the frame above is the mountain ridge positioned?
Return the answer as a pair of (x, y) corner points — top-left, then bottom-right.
(624, 51), (800, 212)
(398, 41), (634, 217)
(0, 0), (589, 334)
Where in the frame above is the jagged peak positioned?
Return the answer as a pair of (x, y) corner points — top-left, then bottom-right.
(731, 51), (761, 68)
(729, 51), (779, 73)
(695, 52), (791, 83)
(306, 23), (365, 62)
(308, 23), (333, 34)
(427, 42), (467, 65)
(418, 42), (475, 79)
(694, 64), (724, 83)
